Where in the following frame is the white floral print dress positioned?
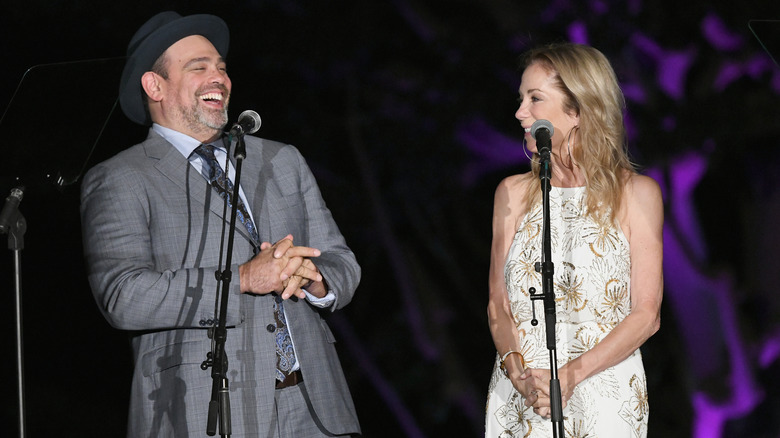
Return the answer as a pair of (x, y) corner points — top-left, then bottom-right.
(485, 187), (648, 438)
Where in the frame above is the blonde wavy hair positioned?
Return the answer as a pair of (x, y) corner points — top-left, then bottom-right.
(522, 43), (635, 225)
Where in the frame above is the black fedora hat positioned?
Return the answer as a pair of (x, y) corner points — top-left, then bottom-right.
(119, 11), (230, 126)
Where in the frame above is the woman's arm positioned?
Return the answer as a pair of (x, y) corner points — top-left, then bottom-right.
(487, 174), (543, 402)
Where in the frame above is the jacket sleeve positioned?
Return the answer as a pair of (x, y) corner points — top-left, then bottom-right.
(80, 154), (246, 331)
(289, 145), (360, 311)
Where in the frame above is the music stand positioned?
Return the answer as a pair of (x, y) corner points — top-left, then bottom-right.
(750, 20), (780, 68)
(0, 57), (126, 437)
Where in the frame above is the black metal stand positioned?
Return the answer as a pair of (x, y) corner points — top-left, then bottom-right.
(201, 133), (248, 437)
(0, 58), (127, 438)
(1, 187), (28, 438)
(529, 157), (565, 437)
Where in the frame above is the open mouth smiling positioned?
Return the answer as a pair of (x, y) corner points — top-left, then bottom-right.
(200, 92), (223, 103)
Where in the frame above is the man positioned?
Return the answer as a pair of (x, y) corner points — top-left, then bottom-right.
(80, 11), (361, 437)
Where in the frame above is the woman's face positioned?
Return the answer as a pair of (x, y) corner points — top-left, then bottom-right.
(515, 62), (579, 155)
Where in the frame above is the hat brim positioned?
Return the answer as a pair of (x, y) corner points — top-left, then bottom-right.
(119, 14), (229, 126)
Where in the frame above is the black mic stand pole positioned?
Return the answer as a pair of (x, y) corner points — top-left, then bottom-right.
(1, 187), (28, 438)
(529, 155), (565, 437)
(201, 133), (249, 437)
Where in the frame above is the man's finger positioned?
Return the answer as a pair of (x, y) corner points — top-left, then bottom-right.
(282, 245), (321, 259)
(281, 275), (304, 300)
(273, 235), (295, 258)
(280, 256), (304, 281)
(291, 264), (322, 285)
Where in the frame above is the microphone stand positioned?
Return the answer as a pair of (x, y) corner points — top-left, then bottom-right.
(529, 155), (565, 437)
(201, 133), (248, 437)
(1, 187), (28, 438)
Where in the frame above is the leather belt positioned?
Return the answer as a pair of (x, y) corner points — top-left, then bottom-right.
(276, 370), (303, 389)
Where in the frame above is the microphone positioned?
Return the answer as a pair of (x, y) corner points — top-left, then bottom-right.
(228, 110), (262, 137)
(531, 119), (554, 161)
(0, 186), (24, 234)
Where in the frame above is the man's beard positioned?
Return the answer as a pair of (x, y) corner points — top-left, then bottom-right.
(176, 97), (229, 136)
(195, 104), (228, 131)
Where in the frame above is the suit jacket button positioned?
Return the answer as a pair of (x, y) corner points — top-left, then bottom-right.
(266, 324), (276, 333)
(199, 319), (207, 326)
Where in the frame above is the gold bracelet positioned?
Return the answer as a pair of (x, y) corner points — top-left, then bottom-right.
(499, 350), (526, 376)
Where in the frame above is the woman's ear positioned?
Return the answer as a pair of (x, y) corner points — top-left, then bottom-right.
(570, 111), (580, 127)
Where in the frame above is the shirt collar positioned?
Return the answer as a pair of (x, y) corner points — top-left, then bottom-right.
(152, 124), (226, 159)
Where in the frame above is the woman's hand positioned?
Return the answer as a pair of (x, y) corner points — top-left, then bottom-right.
(516, 364), (577, 418)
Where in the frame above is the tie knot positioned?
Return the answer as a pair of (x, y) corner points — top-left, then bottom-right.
(192, 144), (224, 182)
(193, 143), (218, 162)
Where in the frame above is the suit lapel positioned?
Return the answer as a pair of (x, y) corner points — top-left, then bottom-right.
(231, 140), (268, 243)
(144, 131), (258, 249)
(222, 138), (264, 249)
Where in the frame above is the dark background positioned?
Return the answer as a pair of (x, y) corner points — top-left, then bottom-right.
(1, 0), (780, 437)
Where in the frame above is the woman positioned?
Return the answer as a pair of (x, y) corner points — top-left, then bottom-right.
(485, 43), (663, 437)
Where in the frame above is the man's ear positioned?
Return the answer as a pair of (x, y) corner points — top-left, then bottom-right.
(141, 71), (163, 103)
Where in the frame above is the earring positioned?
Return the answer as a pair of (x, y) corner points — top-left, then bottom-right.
(522, 138), (539, 165)
(566, 126), (579, 168)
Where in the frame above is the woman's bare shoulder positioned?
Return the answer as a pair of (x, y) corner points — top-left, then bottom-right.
(624, 173), (662, 204)
(618, 172), (663, 238)
(496, 172), (535, 199)
(493, 172), (535, 224)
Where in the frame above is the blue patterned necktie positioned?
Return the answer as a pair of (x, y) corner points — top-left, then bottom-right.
(193, 144), (259, 243)
(193, 143), (297, 381)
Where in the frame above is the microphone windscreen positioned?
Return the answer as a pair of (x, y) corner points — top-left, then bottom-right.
(530, 119), (554, 139)
(239, 110), (262, 134)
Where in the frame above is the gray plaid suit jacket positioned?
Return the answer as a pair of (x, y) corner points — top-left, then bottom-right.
(81, 129), (360, 437)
